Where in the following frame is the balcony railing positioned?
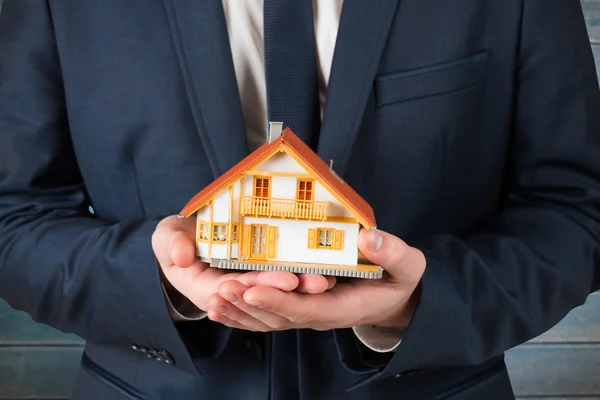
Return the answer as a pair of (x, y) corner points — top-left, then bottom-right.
(241, 196), (328, 221)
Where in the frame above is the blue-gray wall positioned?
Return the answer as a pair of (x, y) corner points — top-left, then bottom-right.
(1, 1), (600, 398)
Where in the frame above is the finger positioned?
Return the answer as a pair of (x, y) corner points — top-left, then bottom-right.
(164, 258), (211, 286)
(152, 215), (197, 268)
(357, 227), (427, 282)
(207, 308), (259, 332)
(295, 274), (334, 294)
(216, 281), (291, 330)
(243, 286), (340, 328)
(357, 228), (406, 267)
(326, 275), (337, 290)
(208, 294), (280, 332)
(169, 230), (198, 268)
(236, 271), (299, 292)
(177, 269), (288, 312)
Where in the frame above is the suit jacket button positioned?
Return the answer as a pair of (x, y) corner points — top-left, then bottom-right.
(131, 345), (140, 351)
(139, 348), (152, 358)
(158, 350), (174, 364)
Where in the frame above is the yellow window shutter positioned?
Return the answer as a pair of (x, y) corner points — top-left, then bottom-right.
(307, 228), (317, 249)
(267, 226), (278, 259)
(333, 230), (344, 250)
(241, 225), (251, 258)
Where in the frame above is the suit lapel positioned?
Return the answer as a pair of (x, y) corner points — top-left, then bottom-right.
(317, 0), (400, 177)
(163, 0), (248, 177)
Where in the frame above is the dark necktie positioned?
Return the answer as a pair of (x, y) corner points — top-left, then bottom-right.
(264, 1), (320, 399)
(264, 0), (320, 149)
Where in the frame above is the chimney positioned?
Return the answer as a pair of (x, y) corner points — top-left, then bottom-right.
(268, 121), (283, 143)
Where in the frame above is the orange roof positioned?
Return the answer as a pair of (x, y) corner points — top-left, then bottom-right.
(179, 127), (376, 228)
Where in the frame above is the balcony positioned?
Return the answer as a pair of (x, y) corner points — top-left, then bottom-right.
(241, 196), (328, 221)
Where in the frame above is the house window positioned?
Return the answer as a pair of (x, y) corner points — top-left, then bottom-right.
(254, 177), (270, 198)
(198, 222), (209, 241)
(232, 224), (239, 242)
(297, 179), (314, 201)
(317, 228), (333, 248)
(213, 224), (227, 242)
(308, 228), (344, 250)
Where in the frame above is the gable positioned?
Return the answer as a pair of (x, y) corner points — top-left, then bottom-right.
(242, 152), (355, 219)
(252, 151), (308, 174)
(277, 136), (376, 228)
(180, 128), (376, 228)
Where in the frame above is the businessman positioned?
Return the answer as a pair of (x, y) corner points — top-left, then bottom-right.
(1, 0), (599, 399)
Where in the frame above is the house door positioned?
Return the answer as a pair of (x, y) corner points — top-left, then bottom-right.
(241, 224), (278, 260)
(250, 224), (267, 260)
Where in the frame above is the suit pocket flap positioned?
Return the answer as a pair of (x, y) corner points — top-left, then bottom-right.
(375, 50), (490, 107)
(81, 353), (145, 399)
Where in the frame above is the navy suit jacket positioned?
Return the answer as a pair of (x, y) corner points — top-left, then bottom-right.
(1, 1), (599, 399)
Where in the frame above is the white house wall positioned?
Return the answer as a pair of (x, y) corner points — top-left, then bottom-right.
(212, 187), (231, 223)
(243, 217), (359, 266)
(314, 183), (354, 218)
(197, 204), (209, 221)
(243, 172), (300, 197)
(254, 152), (306, 173)
(211, 243), (228, 259)
(243, 174), (253, 199)
(198, 241), (209, 259)
(231, 243), (239, 259)
(270, 175), (296, 199)
(198, 243), (239, 260)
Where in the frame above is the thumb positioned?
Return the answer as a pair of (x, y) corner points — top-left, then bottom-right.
(152, 215), (197, 268)
(358, 228), (424, 281)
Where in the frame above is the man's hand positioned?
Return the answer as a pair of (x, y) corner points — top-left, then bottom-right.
(207, 228), (425, 332)
(152, 215), (335, 328)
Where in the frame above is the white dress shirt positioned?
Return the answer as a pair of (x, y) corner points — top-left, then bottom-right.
(163, 0), (402, 353)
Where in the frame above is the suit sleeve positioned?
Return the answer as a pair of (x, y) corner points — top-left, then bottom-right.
(342, 0), (600, 386)
(162, 282), (208, 321)
(0, 1), (225, 375)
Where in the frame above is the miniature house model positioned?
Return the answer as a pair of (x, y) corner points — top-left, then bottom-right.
(179, 123), (382, 278)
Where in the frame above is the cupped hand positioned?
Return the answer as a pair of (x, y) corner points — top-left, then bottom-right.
(152, 215), (335, 320)
(209, 227), (425, 332)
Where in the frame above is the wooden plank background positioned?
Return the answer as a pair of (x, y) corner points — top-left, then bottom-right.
(0, 1), (599, 398)
(0, 300), (84, 399)
(506, 293), (600, 399)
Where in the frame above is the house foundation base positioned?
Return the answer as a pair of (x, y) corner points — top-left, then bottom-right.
(201, 258), (383, 279)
